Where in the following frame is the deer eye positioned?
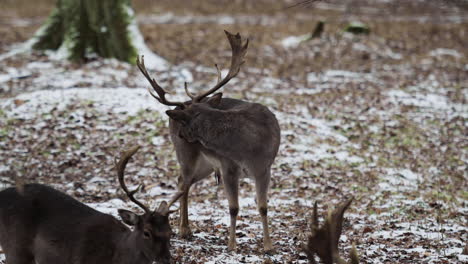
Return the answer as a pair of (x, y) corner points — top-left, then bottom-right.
(143, 230), (152, 239)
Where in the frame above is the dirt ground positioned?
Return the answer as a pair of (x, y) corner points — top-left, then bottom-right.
(0, 0), (467, 263)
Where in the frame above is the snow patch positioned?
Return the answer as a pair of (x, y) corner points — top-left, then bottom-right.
(388, 90), (449, 109)
(126, 7), (169, 71)
(280, 34), (310, 48)
(307, 70), (380, 86)
(429, 48), (463, 58)
(0, 23), (45, 61)
(1, 88), (170, 120)
(387, 89), (467, 119)
(379, 168), (420, 191)
(138, 12), (282, 26)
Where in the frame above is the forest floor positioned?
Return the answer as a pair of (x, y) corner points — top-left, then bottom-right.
(0, 0), (467, 263)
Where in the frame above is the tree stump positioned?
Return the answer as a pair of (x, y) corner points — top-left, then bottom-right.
(33, 0), (138, 63)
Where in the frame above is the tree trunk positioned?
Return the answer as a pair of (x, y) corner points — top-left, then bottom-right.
(33, 0), (138, 63)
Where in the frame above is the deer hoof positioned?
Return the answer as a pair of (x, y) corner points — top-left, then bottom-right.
(228, 241), (237, 252)
(179, 226), (192, 239)
(264, 244), (275, 255)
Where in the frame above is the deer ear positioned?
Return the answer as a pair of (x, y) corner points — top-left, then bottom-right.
(166, 110), (191, 125)
(118, 209), (139, 226)
(205, 93), (223, 107)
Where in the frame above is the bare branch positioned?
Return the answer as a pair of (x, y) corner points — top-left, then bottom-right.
(284, 0), (325, 10)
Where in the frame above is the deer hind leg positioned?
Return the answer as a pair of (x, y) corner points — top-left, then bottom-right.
(221, 165), (240, 251)
(255, 170), (274, 253)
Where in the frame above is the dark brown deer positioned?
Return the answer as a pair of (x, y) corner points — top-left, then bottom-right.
(304, 197), (359, 264)
(137, 30), (281, 252)
(0, 146), (182, 264)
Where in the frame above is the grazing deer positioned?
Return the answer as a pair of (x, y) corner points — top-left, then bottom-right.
(304, 197), (359, 264)
(137, 30), (281, 252)
(0, 146), (182, 264)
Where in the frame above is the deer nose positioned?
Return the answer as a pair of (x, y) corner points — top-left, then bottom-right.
(158, 249), (172, 264)
(158, 256), (171, 264)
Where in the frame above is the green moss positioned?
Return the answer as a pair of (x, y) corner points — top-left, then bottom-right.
(461, 191), (468, 201)
(33, 0), (138, 63)
(344, 22), (370, 35)
(32, 6), (64, 50)
(0, 128), (8, 137)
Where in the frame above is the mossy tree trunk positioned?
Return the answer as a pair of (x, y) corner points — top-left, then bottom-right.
(33, 0), (137, 63)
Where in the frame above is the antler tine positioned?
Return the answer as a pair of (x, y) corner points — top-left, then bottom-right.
(330, 197), (354, 246)
(116, 146), (150, 214)
(194, 30), (249, 102)
(305, 197), (357, 264)
(330, 197), (354, 264)
(311, 201), (319, 230)
(167, 190), (184, 209)
(136, 55), (185, 108)
(215, 63), (222, 83)
(155, 190), (184, 216)
(184, 82), (195, 100)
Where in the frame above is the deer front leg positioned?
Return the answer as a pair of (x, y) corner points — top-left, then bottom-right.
(255, 171), (274, 253)
(177, 180), (192, 239)
(221, 166), (240, 251)
(179, 189), (192, 238)
(177, 159), (213, 239)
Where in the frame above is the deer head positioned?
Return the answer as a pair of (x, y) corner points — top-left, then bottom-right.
(136, 30), (249, 138)
(115, 146), (183, 263)
(304, 197), (359, 264)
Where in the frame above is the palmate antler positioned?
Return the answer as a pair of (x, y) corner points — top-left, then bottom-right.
(191, 30), (249, 102)
(115, 146), (183, 215)
(304, 197), (359, 264)
(137, 30), (249, 107)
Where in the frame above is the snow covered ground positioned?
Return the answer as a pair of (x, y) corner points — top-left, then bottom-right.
(1, 1), (467, 263)
(0, 53), (466, 263)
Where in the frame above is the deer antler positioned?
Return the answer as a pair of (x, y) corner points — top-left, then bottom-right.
(136, 56), (186, 108)
(138, 31), (248, 106)
(192, 30), (249, 102)
(305, 197), (358, 264)
(155, 190), (185, 216)
(115, 146), (150, 214)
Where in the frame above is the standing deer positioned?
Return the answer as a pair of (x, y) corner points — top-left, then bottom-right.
(304, 197), (359, 264)
(137, 30), (281, 252)
(0, 146), (182, 264)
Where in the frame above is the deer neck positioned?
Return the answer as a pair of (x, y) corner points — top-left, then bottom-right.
(195, 110), (234, 140)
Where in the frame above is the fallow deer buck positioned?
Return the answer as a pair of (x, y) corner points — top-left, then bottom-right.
(304, 197), (359, 264)
(0, 146), (182, 264)
(137, 30), (281, 252)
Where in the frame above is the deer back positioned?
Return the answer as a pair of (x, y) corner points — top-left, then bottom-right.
(168, 97), (280, 172)
(0, 184), (127, 263)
